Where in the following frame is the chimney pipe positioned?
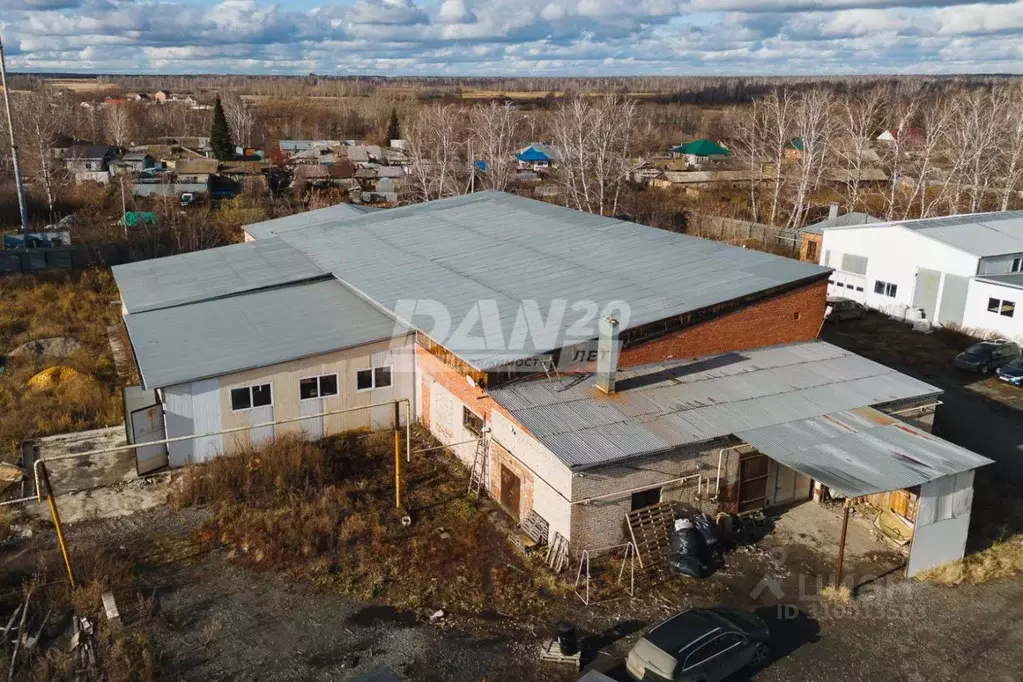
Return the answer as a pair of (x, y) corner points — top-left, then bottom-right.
(828, 203), (840, 221)
(595, 316), (620, 394)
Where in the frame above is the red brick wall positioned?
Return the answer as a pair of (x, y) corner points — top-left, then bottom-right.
(619, 278), (827, 367)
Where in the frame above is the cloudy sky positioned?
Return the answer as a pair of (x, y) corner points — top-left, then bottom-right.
(0, 0), (1021, 75)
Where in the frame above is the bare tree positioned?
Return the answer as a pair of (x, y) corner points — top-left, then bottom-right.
(787, 90), (835, 228)
(14, 89), (71, 220)
(468, 102), (519, 191)
(403, 104), (465, 202)
(835, 89), (884, 211)
(103, 104), (135, 147)
(878, 97), (920, 220)
(995, 83), (1023, 211)
(903, 97), (956, 219)
(550, 94), (636, 215)
(949, 90), (1004, 213)
(728, 105), (766, 223)
(760, 91), (796, 226)
(222, 94), (254, 148)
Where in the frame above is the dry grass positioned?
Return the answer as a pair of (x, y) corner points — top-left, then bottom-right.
(918, 539), (1023, 585)
(172, 429), (569, 620)
(0, 269), (123, 459)
(819, 584), (852, 603)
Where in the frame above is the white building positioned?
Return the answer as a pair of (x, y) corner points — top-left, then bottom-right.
(819, 212), (1023, 339)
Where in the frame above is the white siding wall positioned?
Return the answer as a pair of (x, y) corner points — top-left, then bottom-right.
(821, 225), (980, 321)
(162, 384), (194, 468)
(962, 280), (1023, 341)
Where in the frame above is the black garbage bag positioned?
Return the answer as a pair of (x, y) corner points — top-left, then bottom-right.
(669, 524), (703, 558)
(692, 512), (719, 549)
(667, 553), (708, 578)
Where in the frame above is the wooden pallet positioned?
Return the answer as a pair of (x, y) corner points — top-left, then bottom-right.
(538, 639), (581, 669)
(520, 509), (549, 546)
(626, 501), (677, 570)
(546, 531), (570, 573)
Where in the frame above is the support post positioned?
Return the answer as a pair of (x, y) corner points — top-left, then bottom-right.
(834, 500), (850, 587)
(394, 401), (401, 510)
(38, 461), (76, 587)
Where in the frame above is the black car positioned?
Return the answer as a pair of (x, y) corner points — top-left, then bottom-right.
(997, 357), (1023, 386)
(953, 340), (1021, 374)
(625, 607), (770, 681)
(825, 296), (869, 322)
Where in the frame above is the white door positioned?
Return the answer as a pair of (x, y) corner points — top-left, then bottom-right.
(300, 399), (323, 440)
(131, 405), (168, 475)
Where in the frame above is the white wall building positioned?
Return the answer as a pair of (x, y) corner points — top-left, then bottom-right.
(820, 212), (1023, 339)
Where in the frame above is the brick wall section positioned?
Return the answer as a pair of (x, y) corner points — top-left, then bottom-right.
(618, 278), (828, 367)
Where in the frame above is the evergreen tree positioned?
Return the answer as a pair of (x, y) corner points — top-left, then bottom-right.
(210, 96), (235, 161)
(386, 108), (401, 143)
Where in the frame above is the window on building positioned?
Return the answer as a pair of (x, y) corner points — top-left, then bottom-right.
(874, 280), (897, 297)
(300, 374), (339, 400)
(463, 407), (484, 435)
(841, 253), (868, 276)
(988, 297), (1016, 318)
(855, 286), (864, 292)
(230, 383), (272, 411)
(357, 365), (393, 391)
(631, 487), (661, 511)
(1012, 257), (1022, 273)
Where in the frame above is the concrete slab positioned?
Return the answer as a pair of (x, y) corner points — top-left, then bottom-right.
(769, 500), (892, 562)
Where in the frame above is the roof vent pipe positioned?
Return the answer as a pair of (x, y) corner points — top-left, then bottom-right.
(828, 203), (840, 220)
(595, 316), (620, 394)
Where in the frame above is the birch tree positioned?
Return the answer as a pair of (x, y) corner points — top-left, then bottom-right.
(222, 94), (254, 148)
(403, 104), (464, 202)
(787, 90), (835, 229)
(14, 90), (71, 220)
(761, 91), (795, 226)
(550, 94), (636, 216)
(468, 102), (519, 191)
(836, 89), (883, 211)
(878, 97), (920, 220)
(103, 104), (134, 146)
(995, 83), (1023, 211)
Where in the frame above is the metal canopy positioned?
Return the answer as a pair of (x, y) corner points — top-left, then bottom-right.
(737, 407), (992, 497)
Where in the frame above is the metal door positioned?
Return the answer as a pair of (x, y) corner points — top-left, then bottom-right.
(913, 268), (941, 320)
(738, 454), (769, 512)
(500, 465), (521, 521)
(131, 404), (168, 475)
(300, 399), (323, 440)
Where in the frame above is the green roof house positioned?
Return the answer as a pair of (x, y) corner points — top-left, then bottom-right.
(672, 139), (731, 158)
(118, 211), (158, 228)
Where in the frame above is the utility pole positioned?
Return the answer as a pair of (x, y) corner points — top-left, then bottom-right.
(0, 30), (30, 234)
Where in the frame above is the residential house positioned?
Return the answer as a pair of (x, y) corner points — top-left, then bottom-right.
(232, 192), (988, 576)
(672, 139), (730, 168)
(65, 146), (116, 184)
(132, 181), (209, 200)
(118, 152), (155, 174)
(877, 128), (923, 143)
(818, 211), (1023, 339)
(516, 144), (556, 170)
(798, 205), (881, 263)
(174, 158), (219, 185)
(152, 90), (172, 103)
(49, 135), (91, 160)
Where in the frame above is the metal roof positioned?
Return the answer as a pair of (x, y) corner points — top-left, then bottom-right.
(803, 212), (881, 235)
(124, 279), (407, 389)
(737, 406), (992, 497)
(976, 273), (1023, 290)
(487, 341), (941, 469)
(250, 191), (830, 370)
(243, 202), (371, 239)
(112, 238), (326, 314)
(824, 211), (1023, 258)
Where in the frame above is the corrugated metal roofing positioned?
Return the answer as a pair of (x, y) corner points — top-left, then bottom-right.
(125, 279), (407, 389)
(243, 203), (371, 240)
(112, 238), (326, 314)
(248, 191), (830, 370)
(737, 406), (992, 497)
(825, 211), (1023, 257)
(488, 341), (942, 469)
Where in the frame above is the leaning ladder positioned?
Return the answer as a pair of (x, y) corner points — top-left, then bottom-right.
(468, 427), (491, 497)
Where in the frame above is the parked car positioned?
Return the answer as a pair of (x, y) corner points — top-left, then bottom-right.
(953, 340), (1021, 374)
(996, 357), (1023, 386)
(824, 296), (868, 322)
(625, 607), (770, 681)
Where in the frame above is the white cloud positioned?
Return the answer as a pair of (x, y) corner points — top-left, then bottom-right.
(1, 0), (1022, 74)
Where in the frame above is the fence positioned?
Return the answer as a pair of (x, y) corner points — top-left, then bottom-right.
(684, 213), (801, 258)
(0, 245), (133, 276)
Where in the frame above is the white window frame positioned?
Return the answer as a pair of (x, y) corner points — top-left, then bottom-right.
(299, 373), (339, 401)
(356, 364), (393, 392)
(230, 382), (274, 412)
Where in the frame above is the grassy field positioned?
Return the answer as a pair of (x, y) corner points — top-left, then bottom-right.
(0, 269), (123, 461)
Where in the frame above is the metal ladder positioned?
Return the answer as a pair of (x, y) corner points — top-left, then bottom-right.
(468, 426), (491, 497)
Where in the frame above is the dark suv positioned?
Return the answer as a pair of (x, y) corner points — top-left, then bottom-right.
(825, 296), (868, 322)
(953, 340), (1022, 374)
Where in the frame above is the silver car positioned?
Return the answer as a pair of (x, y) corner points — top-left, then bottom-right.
(626, 607), (770, 681)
